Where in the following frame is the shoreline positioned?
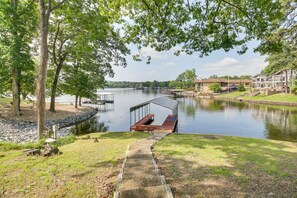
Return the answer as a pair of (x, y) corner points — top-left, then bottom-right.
(213, 96), (297, 107)
(0, 107), (98, 143)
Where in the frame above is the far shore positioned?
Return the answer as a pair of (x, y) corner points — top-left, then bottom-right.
(214, 95), (297, 106)
(211, 92), (297, 107)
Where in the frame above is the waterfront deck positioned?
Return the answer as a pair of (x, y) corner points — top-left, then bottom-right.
(130, 114), (177, 133)
(130, 96), (178, 133)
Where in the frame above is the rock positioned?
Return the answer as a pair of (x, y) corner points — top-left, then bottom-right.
(23, 149), (41, 156)
(268, 192), (274, 196)
(45, 138), (56, 143)
(0, 108), (97, 143)
(43, 147), (62, 157)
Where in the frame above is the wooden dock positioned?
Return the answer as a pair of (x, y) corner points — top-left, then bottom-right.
(130, 114), (177, 133)
(130, 96), (178, 133)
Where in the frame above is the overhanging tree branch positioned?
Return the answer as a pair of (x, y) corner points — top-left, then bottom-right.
(50, 0), (67, 12)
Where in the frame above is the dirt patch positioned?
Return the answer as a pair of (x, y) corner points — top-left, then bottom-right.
(0, 103), (93, 122)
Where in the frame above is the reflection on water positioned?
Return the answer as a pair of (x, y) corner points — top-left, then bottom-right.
(65, 88), (297, 142)
(69, 116), (109, 135)
(177, 97), (297, 142)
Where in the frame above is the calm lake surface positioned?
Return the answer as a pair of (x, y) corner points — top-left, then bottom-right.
(61, 88), (297, 142)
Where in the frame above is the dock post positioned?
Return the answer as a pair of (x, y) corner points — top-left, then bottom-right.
(52, 125), (59, 139)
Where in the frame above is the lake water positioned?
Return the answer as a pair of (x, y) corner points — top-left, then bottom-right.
(60, 88), (297, 142)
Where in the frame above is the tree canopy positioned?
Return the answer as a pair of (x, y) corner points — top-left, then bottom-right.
(122, 0), (283, 57)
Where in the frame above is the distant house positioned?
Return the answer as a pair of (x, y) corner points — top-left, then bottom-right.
(252, 69), (297, 92)
(195, 78), (252, 93)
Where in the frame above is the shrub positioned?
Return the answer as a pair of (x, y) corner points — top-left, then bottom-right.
(238, 83), (246, 92)
(209, 83), (221, 93)
(0, 135), (76, 151)
(52, 135), (76, 147)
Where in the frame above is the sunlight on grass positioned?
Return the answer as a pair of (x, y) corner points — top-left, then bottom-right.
(242, 93), (297, 102)
(0, 132), (149, 197)
(154, 134), (297, 197)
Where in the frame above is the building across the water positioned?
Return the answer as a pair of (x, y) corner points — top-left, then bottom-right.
(195, 78), (252, 93)
(252, 69), (297, 92)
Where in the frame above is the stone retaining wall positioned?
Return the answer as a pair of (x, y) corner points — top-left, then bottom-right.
(0, 108), (98, 143)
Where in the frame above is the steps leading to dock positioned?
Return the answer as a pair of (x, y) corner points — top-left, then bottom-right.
(114, 133), (173, 198)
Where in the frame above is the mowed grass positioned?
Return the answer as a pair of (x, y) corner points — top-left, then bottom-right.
(242, 93), (297, 103)
(0, 132), (149, 197)
(154, 134), (297, 197)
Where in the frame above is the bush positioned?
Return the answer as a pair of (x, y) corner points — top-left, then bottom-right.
(0, 135), (76, 151)
(209, 83), (221, 93)
(52, 135), (76, 147)
(0, 139), (45, 151)
(238, 83), (246, 92)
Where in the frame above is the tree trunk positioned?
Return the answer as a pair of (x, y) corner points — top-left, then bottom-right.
(75, 95), (78, 108)
(12, 68), (20, 116)
(36, 0), (49, 138)
(18, 80), (21, 111)
(49, 64), (63, 112)
(290, 69), (293, 94)
(285, 70), (288, 94)
(11, 0), (21, 116)
(79, 96), (82, 106)
(281, 73), (284, 93)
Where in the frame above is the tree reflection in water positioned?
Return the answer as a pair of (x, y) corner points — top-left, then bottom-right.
(177, 97), (297, 142)
(69, 116), (109, 135)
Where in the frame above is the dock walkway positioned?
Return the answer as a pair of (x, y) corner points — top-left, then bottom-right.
(115, 132), (173, 198)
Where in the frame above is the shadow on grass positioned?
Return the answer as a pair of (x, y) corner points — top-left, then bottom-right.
(154, 134), (297, 197)
(98, 132), (149, 140)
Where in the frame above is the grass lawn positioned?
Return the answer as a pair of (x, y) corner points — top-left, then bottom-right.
(242, 93), (297, 103)
(0, 132), (149, 197)
(218, 91), (249, 98)
(154, 134), (297, 197)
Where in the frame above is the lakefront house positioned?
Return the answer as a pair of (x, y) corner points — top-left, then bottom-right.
(195, 78), (252, 93)
(252, 69), (297, 92)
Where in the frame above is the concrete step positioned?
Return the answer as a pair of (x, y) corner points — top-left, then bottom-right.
(125, 160), (154, 170)
(119, 185), (167, 198)
(120, 175), (163, 190)
(127, 153), (153, 160)
(123, 166), (157, 176)
(129, 147), (150, 153)
(124, 166), (159, 176)
(123, 169), (160, 180)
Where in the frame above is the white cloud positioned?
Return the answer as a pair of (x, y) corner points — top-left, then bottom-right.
(219, 57), (238, 65)
(199, 56), (267, 77)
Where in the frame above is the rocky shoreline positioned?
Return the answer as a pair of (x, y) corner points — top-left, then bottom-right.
(0, 108), (98, 143)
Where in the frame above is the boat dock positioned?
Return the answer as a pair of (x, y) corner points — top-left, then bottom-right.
(130, 97), (178, 133)
(83, 92), (114, 104)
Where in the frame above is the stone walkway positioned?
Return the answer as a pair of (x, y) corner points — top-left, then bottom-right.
(115, 132), (173, 198)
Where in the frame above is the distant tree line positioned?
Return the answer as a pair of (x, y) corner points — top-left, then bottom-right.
(106, 81), (170, 88)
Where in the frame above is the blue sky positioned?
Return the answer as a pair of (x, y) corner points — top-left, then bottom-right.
(108, 40), (267, 82)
